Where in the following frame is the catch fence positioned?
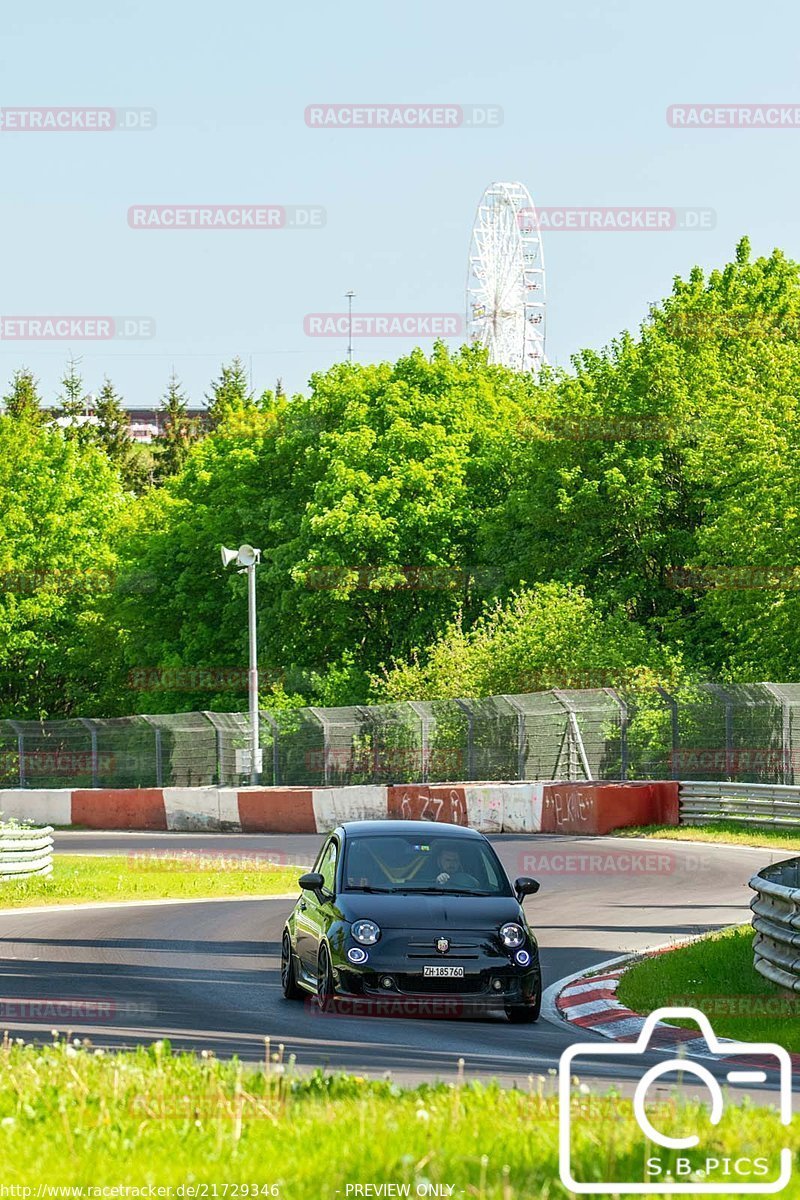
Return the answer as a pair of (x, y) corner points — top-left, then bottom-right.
(1, 683), (799, 791)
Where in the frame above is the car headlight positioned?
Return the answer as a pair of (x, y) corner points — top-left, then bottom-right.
(351, 919), (381, 945)
(499, 922), (525, 949)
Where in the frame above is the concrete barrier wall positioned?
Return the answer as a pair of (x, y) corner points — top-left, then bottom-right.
(539, 781), (679, 835)
(0, 781), (680, 834)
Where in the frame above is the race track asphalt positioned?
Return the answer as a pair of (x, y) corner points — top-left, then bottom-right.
(0, 831), (792, 1101)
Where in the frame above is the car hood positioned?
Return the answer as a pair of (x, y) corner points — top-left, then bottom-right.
(337, 892), (523, 930)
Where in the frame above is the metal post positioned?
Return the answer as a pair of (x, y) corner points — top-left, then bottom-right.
(552, 690), (592, 780)
(408, 701), (431, 783)
(8, 721), (25, 788)
(345, 290), (355, 363)
(201, 712), (225, 784)
(141, 715), (163, 787)
(260, 711), (281, 786)
(762, 683), (790, 786)
(309, 708), (330, 785)
(605, 689), (629, 781)
(453, 699), (476, 780)
(502, 695), (527, 781)
(656, 686), (679, 780)
(79, 717), (99, 788)
(708, 683), (734, 780)
(247, 561), (260, 785)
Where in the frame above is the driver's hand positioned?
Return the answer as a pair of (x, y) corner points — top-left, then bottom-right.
(436, 871), (450, 884)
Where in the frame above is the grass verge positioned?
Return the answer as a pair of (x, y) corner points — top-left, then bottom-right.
(615, 820), (800, 851)
(0, 854), (299, 908)
(617, 924), (800, 1051)
(0, 1038), (795, 1194)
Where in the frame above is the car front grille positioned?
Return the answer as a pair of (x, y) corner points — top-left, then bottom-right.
(390, 973), (488, 995)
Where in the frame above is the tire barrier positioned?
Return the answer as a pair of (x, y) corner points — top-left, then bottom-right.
(0, 781), (679, 834)
(0, 825), (54, 881)
(749, 857), (800, 992)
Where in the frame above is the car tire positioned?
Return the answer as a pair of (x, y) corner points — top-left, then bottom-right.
(505, 1005), (539, 1024)
(505, 989), (541, 1024)
(316, 943), (336, 1013)
(280, 931), (304, 1000)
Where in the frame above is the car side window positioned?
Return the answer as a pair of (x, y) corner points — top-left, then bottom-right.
(318, 839), (338, 897)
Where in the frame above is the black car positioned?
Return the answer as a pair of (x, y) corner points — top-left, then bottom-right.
(280, 820), (542, 1022)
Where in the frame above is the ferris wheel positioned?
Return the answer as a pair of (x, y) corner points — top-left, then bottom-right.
(466, 181), (546, 374)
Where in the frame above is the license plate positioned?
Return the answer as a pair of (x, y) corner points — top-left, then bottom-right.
(422, 965), (464, 978)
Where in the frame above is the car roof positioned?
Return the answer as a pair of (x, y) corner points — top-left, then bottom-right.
(339, 820), (482, 839)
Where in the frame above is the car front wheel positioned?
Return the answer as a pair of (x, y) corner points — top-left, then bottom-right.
(281, 931), (304, 1000)
(316, 943), (336, 1012)
(505, 987), (541, 1024)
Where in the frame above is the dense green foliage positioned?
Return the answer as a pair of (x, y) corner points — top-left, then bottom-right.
(2, 238), (800, 717)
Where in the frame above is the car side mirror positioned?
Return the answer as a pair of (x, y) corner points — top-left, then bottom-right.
(298, 871), (325, 897)
(514, 876), (540, 900)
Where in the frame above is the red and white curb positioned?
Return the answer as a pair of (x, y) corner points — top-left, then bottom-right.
(547, 950), (800, 1072)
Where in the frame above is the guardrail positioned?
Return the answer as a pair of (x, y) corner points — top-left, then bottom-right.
(0, 825), (54, 881)
(749, 857), (800, 992)
(680, 781), (800, 827)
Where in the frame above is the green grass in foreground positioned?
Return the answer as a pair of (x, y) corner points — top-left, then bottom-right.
(616, 819), (800, 851)
(618, 923), (800, 1051)
(0, 1038), (795, 1196)
(0, 854), (300, 908)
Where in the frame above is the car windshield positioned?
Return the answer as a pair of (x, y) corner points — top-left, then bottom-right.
(342, 834), (512, 896)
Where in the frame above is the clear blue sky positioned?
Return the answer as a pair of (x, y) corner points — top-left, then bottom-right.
(2, 0), (798, 407)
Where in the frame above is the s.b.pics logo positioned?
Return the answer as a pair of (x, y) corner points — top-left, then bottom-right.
(559, 1007), (792, 1194)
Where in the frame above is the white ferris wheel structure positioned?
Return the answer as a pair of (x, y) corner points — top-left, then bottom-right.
(466, 181), (546, 375)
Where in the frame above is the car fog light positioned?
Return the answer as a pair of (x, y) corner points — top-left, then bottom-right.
(347, 946), (368, 965)
(491, 978), (504, 991)
(515, 949), (532, 967)
(380, 975), (394, 990)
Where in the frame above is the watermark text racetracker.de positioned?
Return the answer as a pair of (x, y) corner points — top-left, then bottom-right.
(127, 849), (314, 872)
(668, 103), (800, 128)
(519, 849), (712, 876)
(518, 206), (715, 232)
(0, 996), (156, 1022)
(0, 106), (155, 131)
(0, 317), (154, 340)
(304, 314), (462, 338)
(128, 206), (325, 230)
(305, 103), (502, 129)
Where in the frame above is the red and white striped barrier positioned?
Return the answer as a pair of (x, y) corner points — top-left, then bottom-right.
(0, 780), (678, 834)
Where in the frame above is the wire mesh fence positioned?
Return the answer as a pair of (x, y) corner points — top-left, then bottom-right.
(1, 682), (799, 789)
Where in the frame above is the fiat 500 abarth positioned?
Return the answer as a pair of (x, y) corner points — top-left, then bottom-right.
(280, 820), (541, 1022)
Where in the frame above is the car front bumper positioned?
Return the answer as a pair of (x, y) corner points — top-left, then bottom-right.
(332, 955), (541, 1014)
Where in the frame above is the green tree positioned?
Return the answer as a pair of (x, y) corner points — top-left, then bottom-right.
(0, 417), (125, 718)
(205, 357), (254, 428)
(156, 372), (194, 479)
(2, 368), (42, 423)
(94, 377), (132, 463)
(105, 345), (529, 708)
(372, 583), (681, 700)
(56, 357), (90, 441)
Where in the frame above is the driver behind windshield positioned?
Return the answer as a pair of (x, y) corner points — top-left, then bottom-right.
(433, 846), (480, 890)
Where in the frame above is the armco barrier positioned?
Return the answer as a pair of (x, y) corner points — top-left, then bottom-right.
(680, 780), (800, 827)
(749, 857), (800, 992)
(0, 825), (54, 881)
(0, 782), (679, 834)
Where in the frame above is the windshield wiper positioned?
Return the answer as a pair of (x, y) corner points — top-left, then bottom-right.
(344, 885), (401, 893)
(397, 887), (495, 897)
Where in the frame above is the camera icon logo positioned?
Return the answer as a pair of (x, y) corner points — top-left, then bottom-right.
(559, 1007), (792, 1194)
